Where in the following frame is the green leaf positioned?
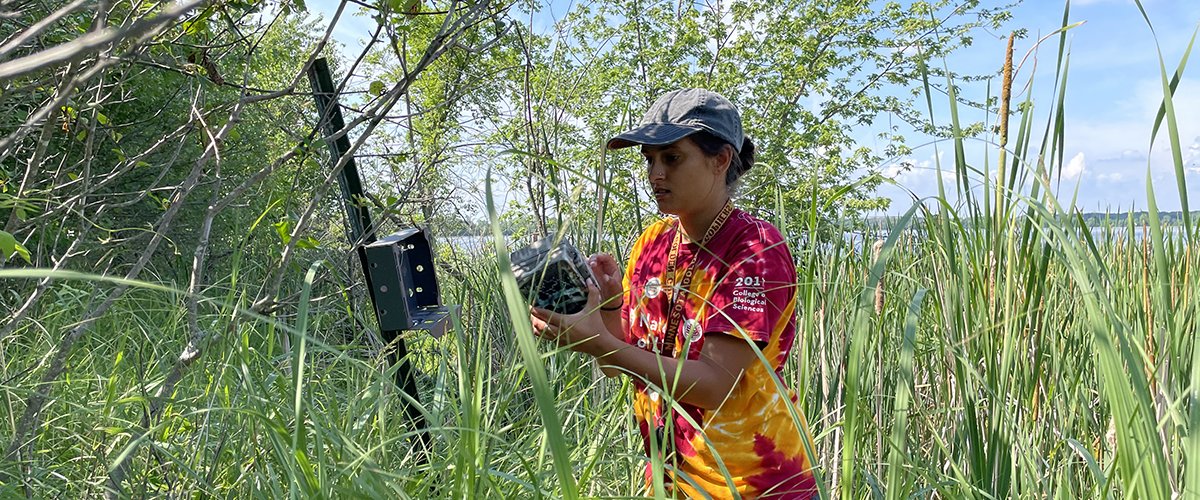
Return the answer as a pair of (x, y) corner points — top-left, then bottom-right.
(183, 17), (208, 36)
(149, 193), (168, 211)
(0, 230), (16, 257)
(369, 80), (385, 96)
(296, 236), (320, 250)
(273, 220), (292, 246)
(0, 230), (31, 264)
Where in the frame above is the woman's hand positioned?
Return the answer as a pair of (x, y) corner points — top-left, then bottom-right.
(529, 283), (617, 357)
(588, 253), (623, 308)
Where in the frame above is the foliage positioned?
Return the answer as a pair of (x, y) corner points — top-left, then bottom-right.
(461, 0), (1017, 240)
(0, 0), (512, 494)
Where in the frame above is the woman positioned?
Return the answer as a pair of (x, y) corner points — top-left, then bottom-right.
(530, 88), (818, 499)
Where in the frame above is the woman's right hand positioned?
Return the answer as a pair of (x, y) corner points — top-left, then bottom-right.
(588, 253), (623, 308)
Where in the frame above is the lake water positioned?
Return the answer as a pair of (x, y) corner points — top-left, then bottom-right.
(436, 226), (1192, 259)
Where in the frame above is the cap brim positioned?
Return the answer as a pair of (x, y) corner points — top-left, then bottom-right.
(606, 123), (703, 150)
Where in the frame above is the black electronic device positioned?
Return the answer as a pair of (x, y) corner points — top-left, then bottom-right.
(363, 229), (457, 338)
(510, 235), (596, 315)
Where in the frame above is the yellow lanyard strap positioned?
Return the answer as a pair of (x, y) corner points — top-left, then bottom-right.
(661, 199), (734, 357)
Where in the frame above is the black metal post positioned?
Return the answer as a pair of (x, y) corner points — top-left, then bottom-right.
(307, 58), (427, 447)
(308, 58), (374, 245)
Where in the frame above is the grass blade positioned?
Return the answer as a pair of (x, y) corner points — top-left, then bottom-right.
(484, 170), (579, 500)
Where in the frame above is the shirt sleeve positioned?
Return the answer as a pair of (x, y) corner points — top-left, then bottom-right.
(703, 225), (797, 344)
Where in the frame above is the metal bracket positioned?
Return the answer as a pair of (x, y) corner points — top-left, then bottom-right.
(364, 228), (457, 338)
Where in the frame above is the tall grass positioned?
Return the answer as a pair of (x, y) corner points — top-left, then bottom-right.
(3, 4), (1199, 499)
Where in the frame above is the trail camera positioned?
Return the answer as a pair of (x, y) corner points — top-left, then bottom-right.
(363, 228), (456, 338)
(510, 235), (595, 315)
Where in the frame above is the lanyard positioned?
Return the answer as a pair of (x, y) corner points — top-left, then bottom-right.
(660, 199), (734, 357)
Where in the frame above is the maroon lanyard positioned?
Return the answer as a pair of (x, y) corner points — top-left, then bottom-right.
(661, 200), (734, 357)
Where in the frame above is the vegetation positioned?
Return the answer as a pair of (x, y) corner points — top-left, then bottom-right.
(1, 0), (1198, 498)
(1076, 211), (1200, 227)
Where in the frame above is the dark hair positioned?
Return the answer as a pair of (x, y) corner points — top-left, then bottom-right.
(689, 131), (756, 188)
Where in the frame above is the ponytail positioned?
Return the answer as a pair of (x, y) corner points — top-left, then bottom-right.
(732, 137), (755, 185)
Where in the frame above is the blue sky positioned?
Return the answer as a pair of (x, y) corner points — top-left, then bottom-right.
(871, 0), (1200, 214)
(309, 0), (1200, 216)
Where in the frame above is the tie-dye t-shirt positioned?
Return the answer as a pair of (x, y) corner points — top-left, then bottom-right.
(620, 208), (817, 499)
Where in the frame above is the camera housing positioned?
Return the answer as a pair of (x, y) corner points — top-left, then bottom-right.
(510, 235), (596, 315)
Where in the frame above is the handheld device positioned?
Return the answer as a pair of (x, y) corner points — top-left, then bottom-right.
(510, 235), (596, 315)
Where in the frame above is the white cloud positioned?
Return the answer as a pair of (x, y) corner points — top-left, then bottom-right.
(1098, 149), (1147, 163)
(881, 160), (911, 179)
(1063, 152), (1086, 180)
(1061, 77), (1200, 181)
(1186, 136), (1200, 165)
(884, 151), (952, 185)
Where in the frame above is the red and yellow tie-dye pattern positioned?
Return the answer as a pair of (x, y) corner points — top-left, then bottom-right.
(620, 209), (818, 499)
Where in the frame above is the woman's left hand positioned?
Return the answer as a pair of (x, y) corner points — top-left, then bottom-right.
(529, 283), (616, 356)
(587, 253), (624, 306)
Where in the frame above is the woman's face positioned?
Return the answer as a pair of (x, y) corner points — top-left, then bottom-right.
(641, 137), (730, 218)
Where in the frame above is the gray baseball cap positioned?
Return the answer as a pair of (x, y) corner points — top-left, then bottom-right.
(607, 88), (744, 153)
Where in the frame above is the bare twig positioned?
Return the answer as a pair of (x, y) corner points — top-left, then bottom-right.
(0, 0), (208, 81)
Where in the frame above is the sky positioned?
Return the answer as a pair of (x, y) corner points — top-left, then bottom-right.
(308, 0), (1200, 216)
(868, 0), (1200, 215)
